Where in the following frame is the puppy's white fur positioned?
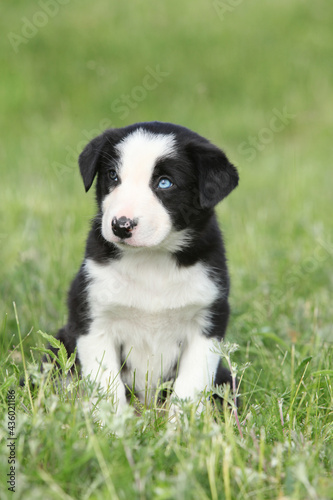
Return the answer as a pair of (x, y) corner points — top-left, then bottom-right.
(77, 249), (221, 411)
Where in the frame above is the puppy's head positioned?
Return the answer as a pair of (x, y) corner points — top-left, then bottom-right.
(79, 122), (238, 249)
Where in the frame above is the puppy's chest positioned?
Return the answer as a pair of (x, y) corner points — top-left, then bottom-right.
(84, 252), (219, 329)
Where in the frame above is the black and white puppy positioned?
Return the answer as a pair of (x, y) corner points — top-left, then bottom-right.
(55, 121), (239, 413)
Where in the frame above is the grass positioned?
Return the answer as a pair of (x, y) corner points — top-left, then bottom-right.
(1, 0), (333, 498)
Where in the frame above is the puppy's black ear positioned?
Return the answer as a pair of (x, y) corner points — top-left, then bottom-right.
(79, 133), (106, 192)
(188, 141), (239, 209)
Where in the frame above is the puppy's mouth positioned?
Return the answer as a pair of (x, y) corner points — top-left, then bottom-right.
(111, 229), (162, 249)
(114, 233), (155, 249)
(116, 238), (142, 247)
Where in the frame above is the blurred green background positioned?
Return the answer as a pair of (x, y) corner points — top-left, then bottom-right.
(1, 0), (332, 351)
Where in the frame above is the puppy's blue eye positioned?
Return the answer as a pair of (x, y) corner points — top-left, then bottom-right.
(109, 169), (118, 181)
(158, 178), (173, 189)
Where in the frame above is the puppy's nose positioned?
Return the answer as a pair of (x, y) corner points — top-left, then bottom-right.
(111, 216), (138, 239)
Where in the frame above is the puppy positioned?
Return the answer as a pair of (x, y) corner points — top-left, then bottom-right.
(54, 122), (239, 413)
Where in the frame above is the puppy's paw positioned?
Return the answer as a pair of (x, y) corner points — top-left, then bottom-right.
(168, 394), (206, 426)
(168, 400), (181, 422)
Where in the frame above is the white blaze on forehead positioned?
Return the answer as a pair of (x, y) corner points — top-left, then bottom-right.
(115, 128), (176, 183)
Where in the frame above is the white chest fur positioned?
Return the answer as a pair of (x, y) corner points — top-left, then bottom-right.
(79, 249), (220, 399)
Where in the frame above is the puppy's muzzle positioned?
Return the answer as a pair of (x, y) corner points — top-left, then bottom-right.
(111, 216), (138, 239)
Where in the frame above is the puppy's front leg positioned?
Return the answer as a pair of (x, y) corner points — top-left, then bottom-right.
(172, 335), (220, 412)
(77, 328), (127, 413)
